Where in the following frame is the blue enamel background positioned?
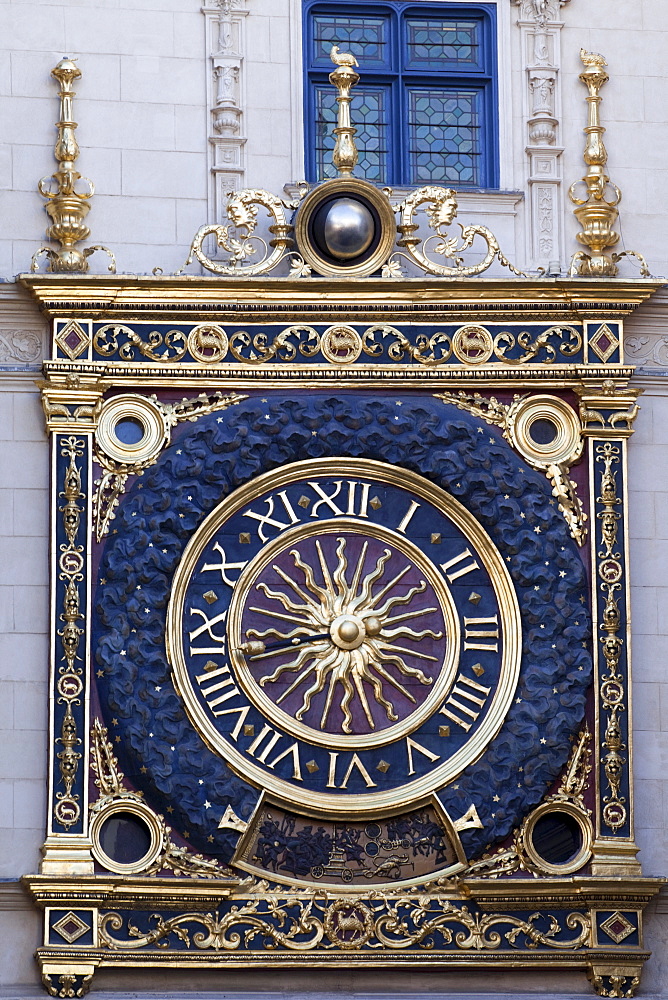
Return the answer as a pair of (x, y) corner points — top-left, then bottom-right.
(93, 393), (591, 863)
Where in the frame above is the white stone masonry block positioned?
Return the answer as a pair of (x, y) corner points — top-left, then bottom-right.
(0, 632), (48, 683)
(120, 55), (205, 108)
(12, 681), (47, 733)
(12, 390), (46, 442)
(122, 149), (207, 200)
(64, 7), (175, 58)
(630, 586), (658, 635)
(0, 680), (13, 731)
(632, 680), (662, 732)
(633, 729), (668, 782)
(93, 192), (177, 247)
(0, 586), (14, 633)
(13, 488), (49, 539)
(12, 587), (48, 637)
(630, 539), (668, 588)
(80, 99), (176, 152)
(0, 730), (46, 780)
(0, 4), (66, 52)
(628, 491), (655, 540)
(0, 536), (47, 585)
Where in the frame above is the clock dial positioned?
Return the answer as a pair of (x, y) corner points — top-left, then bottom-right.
(168, 458), (521, 816)
(96, 393), (592, 862)
(231, 521), (454, 747)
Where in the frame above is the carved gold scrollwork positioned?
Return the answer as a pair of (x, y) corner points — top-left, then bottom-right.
(588, 970), (641, 999)
(54, 436), (86, 830)
(383, 186), (527, 279)
(218, 323), (581, 368)
(595, 443), (627, 834)
(98, 893), (590, 953)
(493, 325), (582, 365)
(462, 726), (593, 879)
(229, 325), (320, 363)
(41, 970), (93, 999)
(93, 324), (188, 362)
(180, 189), (310, 278)
(578, 383), (641, 438)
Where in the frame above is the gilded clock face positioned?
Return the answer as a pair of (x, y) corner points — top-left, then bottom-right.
(95, 393), (592, 867)
(168, 458), (520, 816)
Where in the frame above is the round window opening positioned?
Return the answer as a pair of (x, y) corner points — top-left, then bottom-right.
(114, 416), (146, 446)
(529, 417), (559, 446)
(530, 810), (583, 866)
(99, 810), (153, 866)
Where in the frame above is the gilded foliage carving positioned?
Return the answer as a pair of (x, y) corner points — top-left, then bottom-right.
(98, 893), (590, 954)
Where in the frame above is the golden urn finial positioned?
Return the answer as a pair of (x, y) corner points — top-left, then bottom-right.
(329, 45), (360, 176)
(568, 49), (649, 277)
(31, 58), (115, 274)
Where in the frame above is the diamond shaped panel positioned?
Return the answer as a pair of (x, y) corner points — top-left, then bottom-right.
(600, 910), (636, 944)
(589, 323), (619, 363)
(55, 320), (89, 360)
(52, 910), (91, 944)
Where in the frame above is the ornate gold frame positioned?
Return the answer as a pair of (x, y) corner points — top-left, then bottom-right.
(19, 273), (664, 999)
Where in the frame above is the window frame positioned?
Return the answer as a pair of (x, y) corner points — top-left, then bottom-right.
(303, 0), (499, 189)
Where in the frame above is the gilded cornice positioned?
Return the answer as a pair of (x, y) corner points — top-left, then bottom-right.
(18, 275), (664, 321)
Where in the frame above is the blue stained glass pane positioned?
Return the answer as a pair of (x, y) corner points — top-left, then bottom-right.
(315, 85), (389, 182)
(408, 88), (481, 185)
(312, 15), (388, 68)
(406, 18), (479, 70)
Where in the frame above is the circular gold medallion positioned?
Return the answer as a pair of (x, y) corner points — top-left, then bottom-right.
(167, 458), (521, 817)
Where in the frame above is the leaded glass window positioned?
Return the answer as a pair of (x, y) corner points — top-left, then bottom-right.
(304, 2), (497, 188)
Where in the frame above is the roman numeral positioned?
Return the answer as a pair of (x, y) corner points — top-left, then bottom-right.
(189, 606), (227, 645)
(309, 480), (371, 519)
(406, 736), (440, 775)
(195, 663), (242, 712)
(396, 500), (420, 534)
(440, 673), (492, 732)
(464, 615), (499, 652)
(244, 726), (303, 780)
(243, 491), (300, 541)
(326, 752), (377, 788)
(247, 724), (282, 762)
(441, 548), (479, 583)
(201, 542), (248, 587)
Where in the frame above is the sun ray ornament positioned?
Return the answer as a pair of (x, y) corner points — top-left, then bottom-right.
(243, 536), (441, 736)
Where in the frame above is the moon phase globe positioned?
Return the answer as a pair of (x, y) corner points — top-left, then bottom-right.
(312, 196), (376, 261)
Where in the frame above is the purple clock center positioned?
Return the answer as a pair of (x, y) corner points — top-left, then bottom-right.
(239, 531), (447, 738)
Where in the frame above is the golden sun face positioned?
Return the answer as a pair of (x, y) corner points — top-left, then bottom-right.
(231, 525), (453, 744)
(243, 536), (443, 735)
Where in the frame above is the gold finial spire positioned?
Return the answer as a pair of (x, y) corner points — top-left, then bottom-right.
(31, 58), (115, 274)
(568, 49), (648, 277)
(329, 46), (360, 176)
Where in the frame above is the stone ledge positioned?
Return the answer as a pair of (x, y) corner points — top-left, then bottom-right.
(0, 879), (32, 910)
(0, 994), (597, 1000)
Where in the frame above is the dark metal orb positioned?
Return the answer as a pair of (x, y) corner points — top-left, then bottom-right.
(313, 197), (375, 260)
